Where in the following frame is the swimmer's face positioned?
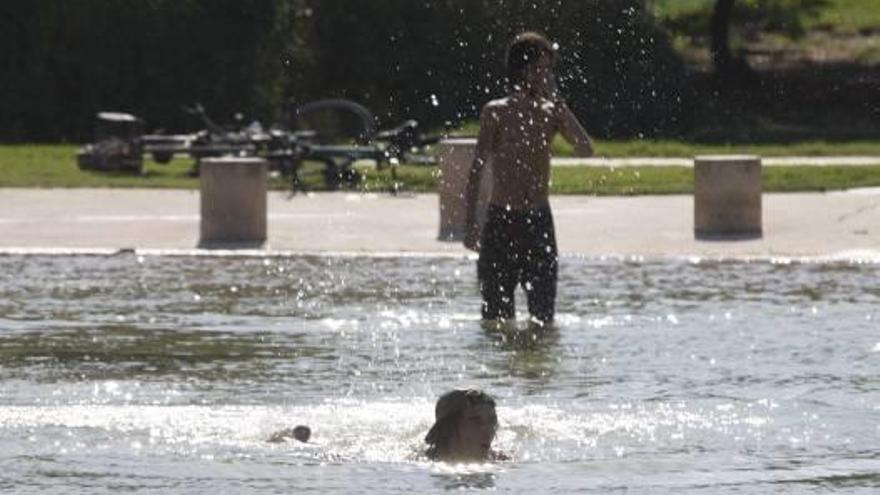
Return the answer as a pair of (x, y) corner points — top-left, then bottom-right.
(450, 403), (498, 460)
(525, 52), (555, 94)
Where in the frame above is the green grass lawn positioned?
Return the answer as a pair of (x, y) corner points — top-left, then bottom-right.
(361, 164), (880, 195)
(3, 144), (880, 195)
(451, 123), (880, 156)
(805, 0), (880, 32)
(550, 164), (880, 195)
(0, 144), (199, 189)
(557, 138), (880, 158)
(651, 0), (708, 19)
(652, 0), (880, 32)
(0, 144), (338, 190)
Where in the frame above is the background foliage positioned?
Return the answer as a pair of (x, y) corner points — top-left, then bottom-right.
(0, 0), (685, 141)
(0, 0), (875, 142)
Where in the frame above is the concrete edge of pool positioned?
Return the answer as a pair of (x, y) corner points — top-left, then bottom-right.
(2, 246), (880, 264)
(3, 189), (880, 259)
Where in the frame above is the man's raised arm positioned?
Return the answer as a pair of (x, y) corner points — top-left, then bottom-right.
(557, 102), (593, 157)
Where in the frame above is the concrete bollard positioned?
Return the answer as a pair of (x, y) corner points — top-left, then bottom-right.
(199, 157), (267, 248)
(694, 155), (762, 239)
(435, 138), (493, 241)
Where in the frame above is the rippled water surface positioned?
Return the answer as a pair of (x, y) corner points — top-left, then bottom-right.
(1, 254), (879, 494)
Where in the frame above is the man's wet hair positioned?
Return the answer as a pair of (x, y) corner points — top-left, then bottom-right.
(506, 31), (557, 88)
(425, 389), (496, 459)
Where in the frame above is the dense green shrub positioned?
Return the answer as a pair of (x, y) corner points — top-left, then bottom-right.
(0, 0), (296, 141)
(0, 0), (686, 141)
(296, 0), (688, 137)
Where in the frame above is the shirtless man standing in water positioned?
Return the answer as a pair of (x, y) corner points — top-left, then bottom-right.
(463, 32), (594, 325)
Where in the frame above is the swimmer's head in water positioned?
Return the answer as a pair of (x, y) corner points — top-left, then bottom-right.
(266, 424), (312, 444)
(293, 425), (311, 442)
(506, 31), (558, 90)
(425, 389), (498, 461)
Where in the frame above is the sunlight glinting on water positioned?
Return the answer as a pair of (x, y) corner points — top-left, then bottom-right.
(2, 255), (879, 492)
(0, 397), (781, 465)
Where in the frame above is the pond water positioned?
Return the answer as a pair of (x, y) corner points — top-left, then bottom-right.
(0, 254), (878, 494)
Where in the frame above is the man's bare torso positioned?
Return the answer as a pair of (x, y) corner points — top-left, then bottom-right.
(483, 93), (560, 210)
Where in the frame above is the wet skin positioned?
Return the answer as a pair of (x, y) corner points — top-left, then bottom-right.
(464, 52), (593, 251)
(446, 403), (498, 461)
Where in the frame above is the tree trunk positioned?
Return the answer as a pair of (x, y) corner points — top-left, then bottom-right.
(710, 0), (736, 74)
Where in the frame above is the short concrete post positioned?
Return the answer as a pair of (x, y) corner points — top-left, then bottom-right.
(694, 155), (762, 239)
(436, 138), (492, 241)
(199, 157), (267, 248)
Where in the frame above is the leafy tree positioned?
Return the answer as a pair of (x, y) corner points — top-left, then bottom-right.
(299, 0), (687, 137)
(0, 0), (688, 140)
(0, 0), (300, 141)
(714, 0), (828, 75)
(658, 0), (828, 75)
(711, 0), (737, 75)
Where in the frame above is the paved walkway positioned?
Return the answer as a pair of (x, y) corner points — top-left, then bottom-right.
(1, 188), (879, 259)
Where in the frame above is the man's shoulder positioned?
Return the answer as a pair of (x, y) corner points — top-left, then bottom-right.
(483, 97), (511, 110)
(480, 98), (511, 122)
